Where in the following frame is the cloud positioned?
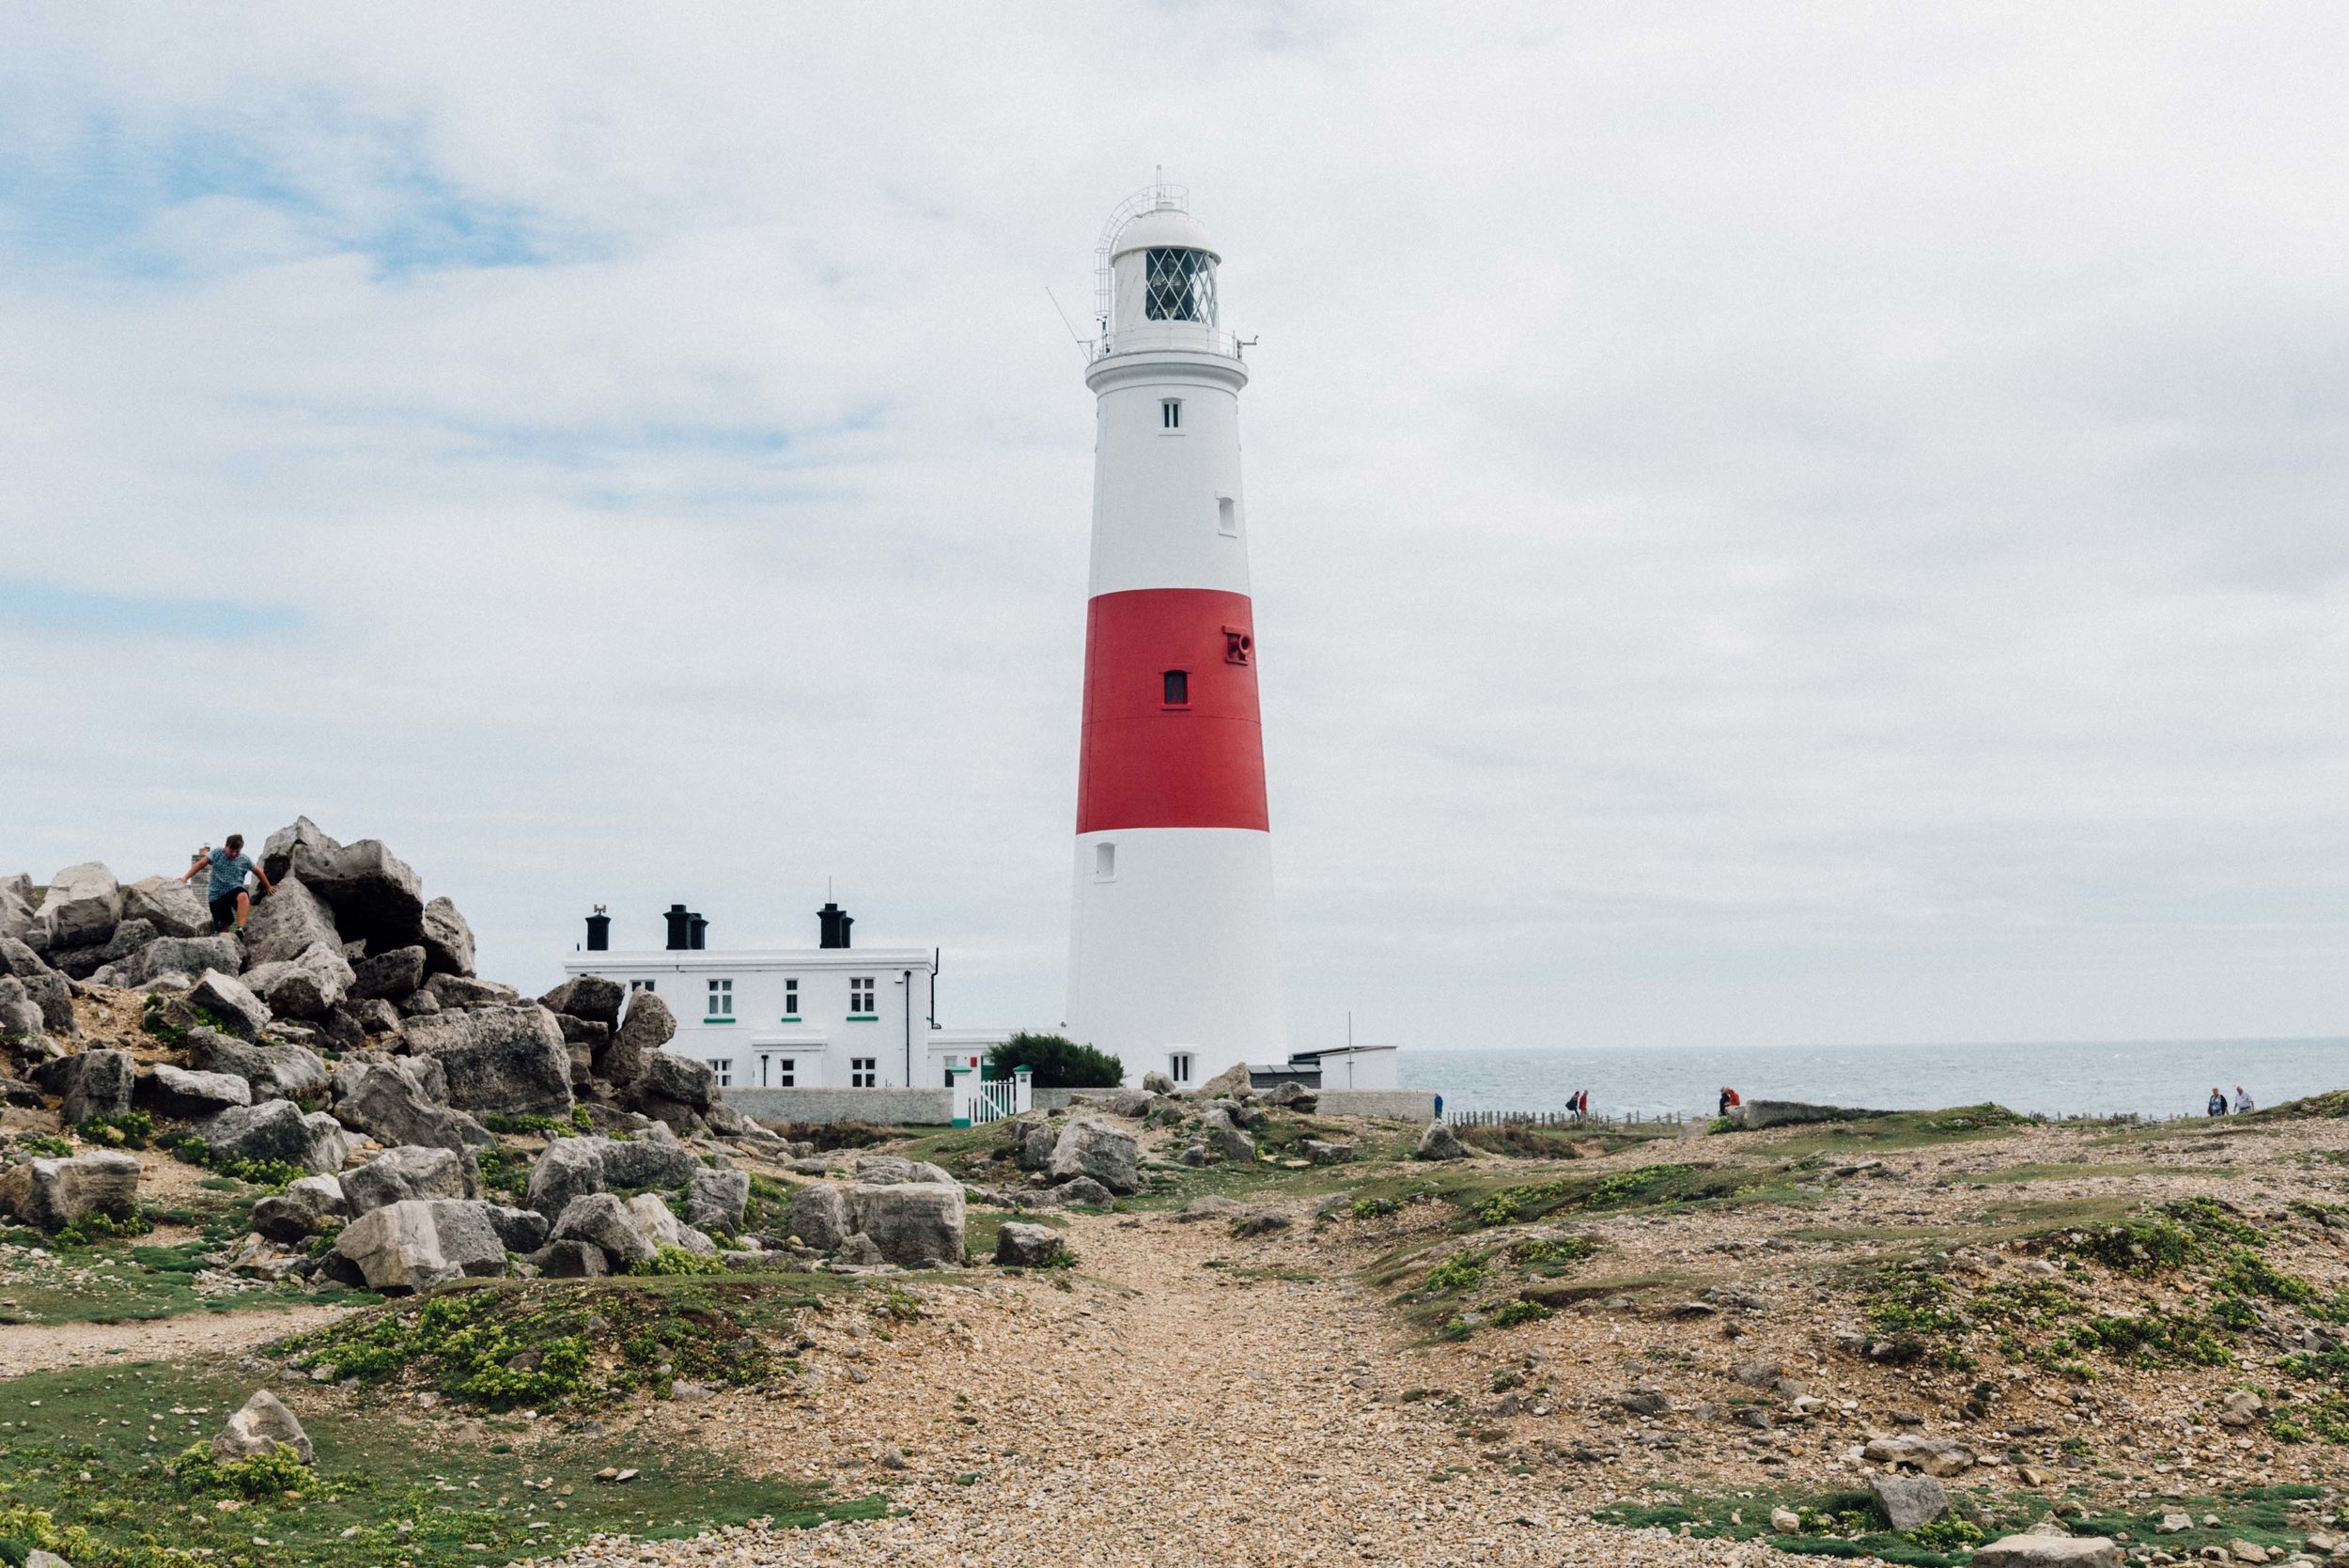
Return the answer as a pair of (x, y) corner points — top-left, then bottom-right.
(1, 4), (2345, 1052)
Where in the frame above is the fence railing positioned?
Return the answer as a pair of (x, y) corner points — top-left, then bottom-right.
(1444, 1109), (1687, 1128)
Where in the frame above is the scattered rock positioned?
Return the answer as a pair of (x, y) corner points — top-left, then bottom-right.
(188, 969), (272, 1037)
(30, 862), (121, 949)
(1299, 1139), (1355, 1165)
(994, 1221), (1068, 1267)
(1770, 1508), (1803, 1533)
(91, 932), (241, 988)
(32, 1048), (136, 1126)
(341, 1144), (475, 1216)
(846, 1180), (965, 1268)
(853, 1154), (957, 1188)
(1232, 1209), (1291, 1237)
(241, 877), (343, 969)
(1032, 1174), (1114, 1208)
(348, 944), (428, 1001)
(0, 1150), (140, 1230)
(1047, 1117), (1142, 1193)
(786, 1183), (851, 1251)
(1871, 1473), (1952, 1532)
(622, 1192), (717, 1255)
(1415, 1122), (1470, 1161)
(334, 1198), (509, 1293)
(193, 1099), (350, 1175)
(601, 990), (674, 1086)
(542, 974), (625, 1030)
(551, 1192), (659, 1273)
(2217, 1389), (2264, 1427)
(241, 940), (355, 1020)
(1141, 1071), (1175, 1094)
(525, 1136), (608, 1220)
(186, 1029), (331, 1099)
(1862, 1434), (1978, 1478)
(1173, 1195), (1242, 1223)
(328, 1059), (490, 1154)
(419, 895), (475, 977)
(1616, 1389), (1671, 1415)
(289, 837), (424, 952)
(1018, 1121), (1058, 1172)
(401, 1004), (573, 1118)
(1188, 1062), (1252, 1100)
(1970, 1537), (2122, 1568)
(212, 1389), (312, 1465)
(136, 1063), (253, 1121)
(683, 1166), (750, 1234)
(250, 1175), (349, 1242)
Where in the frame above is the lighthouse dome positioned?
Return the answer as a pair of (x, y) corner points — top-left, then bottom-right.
(1108, 205), (1219, 264)
(1100, 191), (1228, 352)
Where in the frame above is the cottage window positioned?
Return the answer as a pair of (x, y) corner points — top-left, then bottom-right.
(709, 1058), (732, 1088)
(850, 977), (876, 1015)
(707, 978), (733, 1018)
(851, 1056), (878, 1089)
(782, 978), (799, 1018)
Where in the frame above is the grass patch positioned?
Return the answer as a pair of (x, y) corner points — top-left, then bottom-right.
(0, 1358), (882, 1567)
(1759, 1104), (2036, 1157)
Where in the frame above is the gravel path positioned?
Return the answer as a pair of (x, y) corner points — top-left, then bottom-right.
(0, 1302), (350, 1378)
(547, 1209), (1787, 1568)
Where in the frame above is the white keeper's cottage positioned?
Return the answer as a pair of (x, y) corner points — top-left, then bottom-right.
(560, 901), (1009, 1092)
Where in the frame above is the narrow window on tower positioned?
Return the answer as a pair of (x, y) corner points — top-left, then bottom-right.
(1095, 842), (1116, 880)
(1160, 398), (1182, 431)
(1170, 1052), (1193, 1085)
(782, 978), (799, 1019)
(1217, 496), (1237, 536)
(1162, 669), (1189, 706)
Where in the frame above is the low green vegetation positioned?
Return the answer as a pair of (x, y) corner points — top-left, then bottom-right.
(281, 1277), (835, 1411)
(0, 1358), (881, 1568)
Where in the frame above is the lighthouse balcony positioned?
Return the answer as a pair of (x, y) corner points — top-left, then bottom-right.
(1095, 321), (1244, 361)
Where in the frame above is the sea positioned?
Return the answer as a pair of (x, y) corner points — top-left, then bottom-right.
(1395, 1038), (2349, 1123)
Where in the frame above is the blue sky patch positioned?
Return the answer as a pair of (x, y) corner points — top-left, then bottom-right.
(0, 579), (300, 640)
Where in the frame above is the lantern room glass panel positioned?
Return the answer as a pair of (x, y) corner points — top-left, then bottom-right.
(1143, 248), (1217, 325)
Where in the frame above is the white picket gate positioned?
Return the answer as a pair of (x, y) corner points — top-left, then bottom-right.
(950, 1066), (1033, 1126)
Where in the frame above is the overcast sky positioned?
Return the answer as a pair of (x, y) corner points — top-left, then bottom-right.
(4, 5), (2346, 1053)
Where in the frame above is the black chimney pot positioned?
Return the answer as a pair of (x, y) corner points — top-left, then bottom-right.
(663, 903), (692, 952)
(688, 913), (708, 950)
(817, 902), (853, 950)
(584, 908), (611, 952)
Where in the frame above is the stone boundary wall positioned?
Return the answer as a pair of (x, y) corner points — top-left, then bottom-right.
(723, 1087), (953, 1126)
(1317, 1090), (1436, 1121)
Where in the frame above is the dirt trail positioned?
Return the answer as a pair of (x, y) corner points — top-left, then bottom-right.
(0, 1303), (349, 1378)
(554, 1208), (1772, 1568)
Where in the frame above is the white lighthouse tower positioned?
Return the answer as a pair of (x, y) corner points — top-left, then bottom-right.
(1064, 181), (1284, 1091)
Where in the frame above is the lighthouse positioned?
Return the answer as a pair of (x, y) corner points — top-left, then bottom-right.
(1064, 182), (1284, 1092)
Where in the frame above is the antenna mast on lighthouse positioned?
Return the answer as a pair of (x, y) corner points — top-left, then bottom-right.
(1063, 180), (1283, 1090)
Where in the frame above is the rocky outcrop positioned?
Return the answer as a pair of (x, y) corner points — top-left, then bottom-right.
(0, 876), (35, 942)
(1189, 1062), (1252, 1101)
(601, 990), (673, 1086)
(542, 974), (624, 1030)
(241, 876), (342, 969)
(261, 816), (335, 885)
(250, 1175), (348, 1242)
(188, 970), (272, 1037)
(786, 1183), (851, 1251)
(194, 1099), (350, 1175)
(185, 1029), (331, 1099)
(1870, 1473), (1951, 1533)
(290, 838), (424, 952)
(847, 1180), (964, 1268)
(684, 1166), (750, 1234)
(1414, 1122), (1470, 1161)
(136, 1063), (252, 1120)
(327, 1059), (489, 1153)
(622, 1193), (716, 1255)
(400, 1004), (572, 1118)
(0, 1150), (141, 1230)
(525, 1136), (607, 1219)
(33, 1048), (135, 1126)
(1970, 1539), (2121, 1568)
(1048, 1117), (1142, 1193)
(29, 862), (120, 950)
(341, 1144), (475, 1216)
(213, 1389), (312, 1465)
(630, 1051), (712, 1129)
(333, 1198), (509, 1293)
(853, 1154), (957, 1187)
(91, 933), (241, 989)
(241, 941), (354, 1020)
(550, 1192), (658, 1273)
(1860, 1435), (1977, 1478)
(349, 944), (427, 1001)
(121, 876), (212, 939)
(420, 896), (475, 977)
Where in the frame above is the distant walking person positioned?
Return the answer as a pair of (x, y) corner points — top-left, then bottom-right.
(179, 833), (273, 933)
(2233, 1085), (2253, 1114)
(2207, 1087), (2228, 1117)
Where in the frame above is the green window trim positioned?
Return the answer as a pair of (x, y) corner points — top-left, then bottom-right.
(778, 1015), (801, 1023)
(702, 1017), (737, 1025)
(846, 1014), (879, 1022)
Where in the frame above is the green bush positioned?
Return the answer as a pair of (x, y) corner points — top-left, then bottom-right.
(158, 1132), (303, 1189)
(1488, 1299), (1553, 1328)
(988, 1032), (1125, 1089)
(1423, 1250), (1490, 1294)
(170, 1440), (318, 1499)
(74, 1110), (153, 1149)
(629, 1245), (726, 1277)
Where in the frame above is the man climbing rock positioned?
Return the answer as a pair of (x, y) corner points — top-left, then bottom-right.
(179, 831), (273, 933)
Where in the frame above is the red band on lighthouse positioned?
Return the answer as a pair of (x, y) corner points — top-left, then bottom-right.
(1076, 587), (1268, 833)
